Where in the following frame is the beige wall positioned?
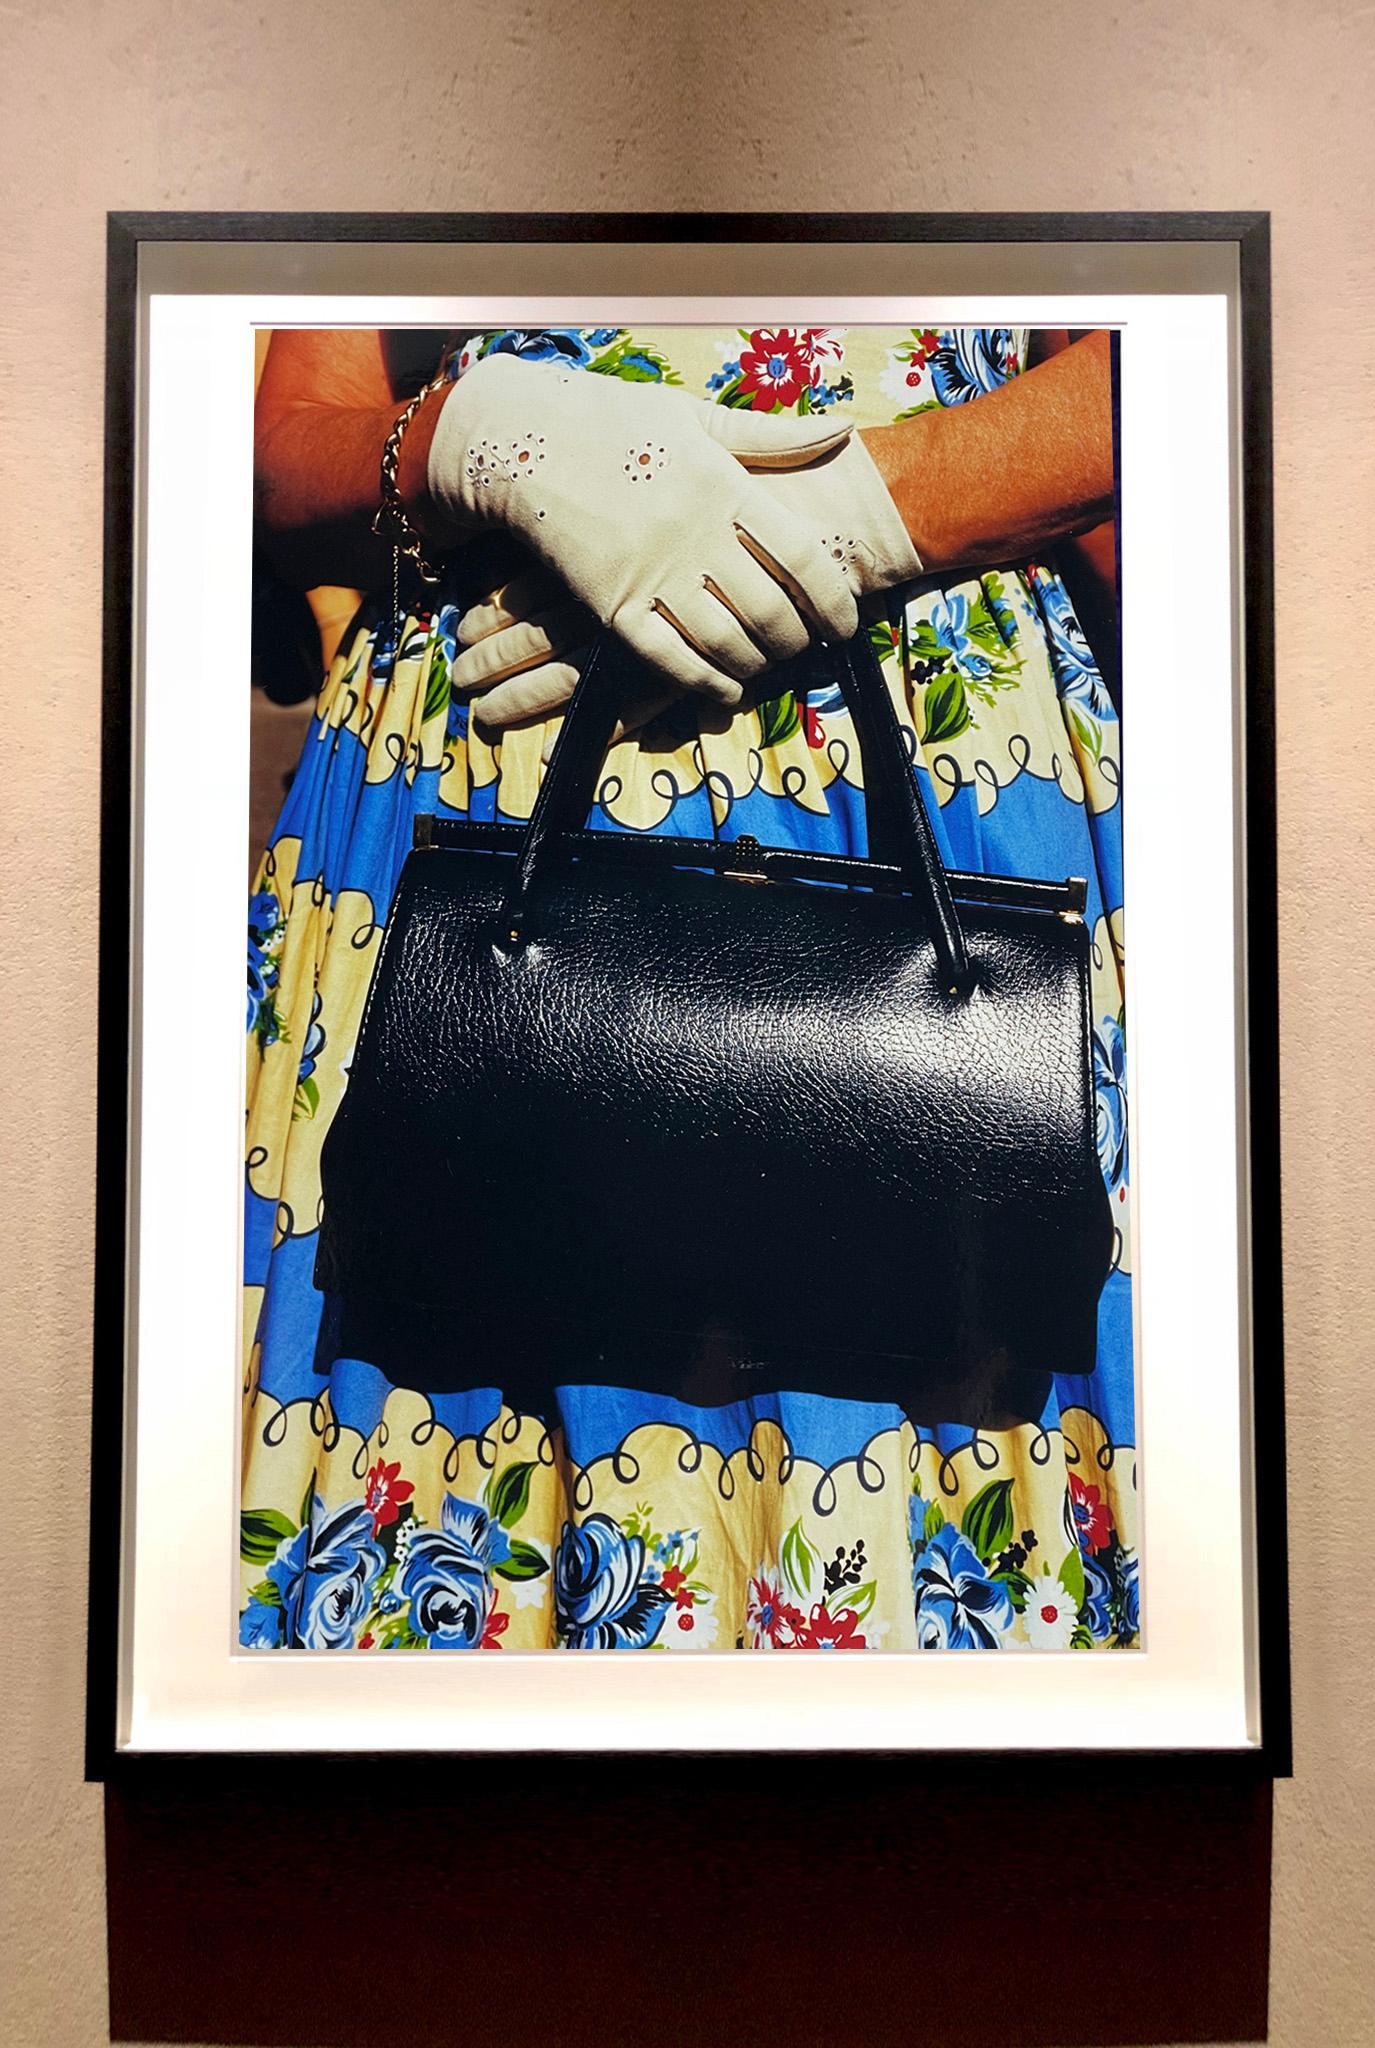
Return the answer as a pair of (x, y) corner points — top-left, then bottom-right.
(2, 4), (1373, 2044)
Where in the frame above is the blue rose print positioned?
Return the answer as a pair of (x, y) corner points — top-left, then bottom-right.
(247, 950), (271, 1032)
(554, 1514), (673, 1649)
(1080, 1547), (1140, 1645)
(1037, 573), (1116, 722)
(1114, 1548), (1140, 1642)
(1093, 1014), (1129, 1191)
(928, 591), (994, 682)
(400, 1493), (510, 1650)
(238, 1598), (284, 1649)
(1081, 1552), (1115, 1641)
(617, 350), (666, 380)
(913, 1523), (1015, 1649)
(433, 603), (471, 742)
(247, 890), (281, 944)
(984, 576), (1020, 650)
(268, 1497), (384, 1650)
(481, 328), (612, 366)
(435, 603), (462, 667)
(930, 328), (1016, 406)
(246, 890), (283, 1037)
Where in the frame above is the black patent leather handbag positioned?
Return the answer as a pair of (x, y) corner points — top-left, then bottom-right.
(314, 631), (1112, 1419)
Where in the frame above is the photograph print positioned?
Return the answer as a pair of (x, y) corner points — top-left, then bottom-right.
(240, 316), (1134, 1660)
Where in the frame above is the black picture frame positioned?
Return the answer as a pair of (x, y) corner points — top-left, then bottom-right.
(90, 210), (1288, 1781)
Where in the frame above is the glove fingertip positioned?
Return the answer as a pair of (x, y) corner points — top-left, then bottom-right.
(708, 405), (852, 468)
(701, 674), (745, 709)
(473, 660), (582, 730)
(468, 690), (511, 729)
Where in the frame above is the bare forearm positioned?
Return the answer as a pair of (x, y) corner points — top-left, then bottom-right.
(253, 369), (450, 590)
(860, 330), (1114, 573)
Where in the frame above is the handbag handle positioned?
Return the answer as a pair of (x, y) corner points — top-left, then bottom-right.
(499, 631), (972, 994)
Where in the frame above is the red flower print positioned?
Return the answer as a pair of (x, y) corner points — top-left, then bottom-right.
(358, 1633), (375, 1650)
(364, 1457), (415, 1534)
(1069, 1473), (1113, 1552)
(737, 328), (816, 412)
(800, 701), (826, 749)
(746, 1575), (804, 1648)
(904, 328), (942, 377)
(795, 1603), (867, 1650)
(661, 1565), (687, 1596)
(677, 1610), (695, 1632)
(481, 1607), (510, 1650)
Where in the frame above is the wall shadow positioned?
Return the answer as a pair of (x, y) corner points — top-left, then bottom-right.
(106, 1766), (1272, 2046)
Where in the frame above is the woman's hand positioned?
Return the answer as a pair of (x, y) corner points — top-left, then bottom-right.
(448, 424), (920, 728)
(424, 353), (860, 705)
(447, 334), (1116, 729)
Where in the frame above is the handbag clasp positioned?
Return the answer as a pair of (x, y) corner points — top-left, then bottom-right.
(723, 833), (770, 883)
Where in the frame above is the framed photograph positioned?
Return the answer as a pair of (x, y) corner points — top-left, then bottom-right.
(89, 211), (1288, 1769)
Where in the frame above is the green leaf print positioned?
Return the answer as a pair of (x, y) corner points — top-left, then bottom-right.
(496, 1539), (550, 1583)
(422, 647), (452, 727)
(397, 624), (431, 670)
(965, 619), (1004, 657)
(375, 1612), (426, 1650)
(923, 1499), (947, 1542)
(909, 619), (948, 666)
(1057, 1546), (1087, 1609)
(292, 1075), (319, 1122)
(584, 335), (681, 383)
(1069, 706), (1104, 763)
(867, 617), (900, 667)
(756, 691), (801, 749)
(991, 1566), (1032, 1615)
(252, 1006), (290, 1056)
(961, 1479), (1015, 1564)
(844, 1580), (878, 1622)
(781, 1518), (819, 1601)
(922, 673), (973, 744)
(248, 1578), (283, 1608)
(485, 1460), (537, 1530)
(240, 1508), (297, 1564)
(982, 571), (1020, 651)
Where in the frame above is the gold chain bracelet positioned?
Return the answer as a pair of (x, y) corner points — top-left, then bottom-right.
(372, 373), (449, 585)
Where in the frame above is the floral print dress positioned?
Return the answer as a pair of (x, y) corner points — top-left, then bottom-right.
(240, 325), (1137, 1656)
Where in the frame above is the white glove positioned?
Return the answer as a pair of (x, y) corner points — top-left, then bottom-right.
(426, 353), (860, 706)
(449, 425), (921, 727)
(445, 557), (598, 727)
(761, 428), (922, 597)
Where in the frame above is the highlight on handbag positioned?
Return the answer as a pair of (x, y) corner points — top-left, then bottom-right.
(314, 630), (1113, 1422)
